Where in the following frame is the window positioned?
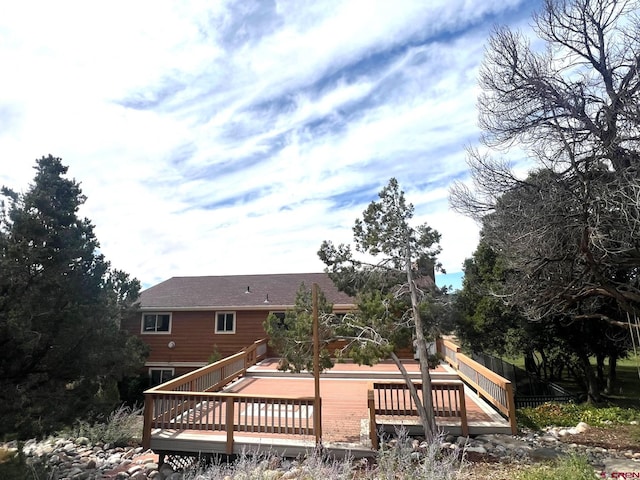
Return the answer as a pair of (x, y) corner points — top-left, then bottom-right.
(149, 368), (174, 385)
(141, 313), (171, 333)
(215, 312), (235, 333)
(271, 311), (287, 329)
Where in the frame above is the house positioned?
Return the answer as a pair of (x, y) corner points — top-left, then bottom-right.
(135, 273), (517, 457)
(122, 273), (355, 383)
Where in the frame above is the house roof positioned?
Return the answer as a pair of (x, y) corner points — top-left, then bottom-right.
(139, 273), (355, 311)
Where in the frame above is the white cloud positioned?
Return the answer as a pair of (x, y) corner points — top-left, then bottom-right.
(0, 0), (539, 289)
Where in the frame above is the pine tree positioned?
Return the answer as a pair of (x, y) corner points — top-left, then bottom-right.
(0, 155), (147, 437)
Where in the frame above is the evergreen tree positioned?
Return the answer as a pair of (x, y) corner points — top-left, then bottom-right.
(318, 178), (445, 439)
(0, 155), (147, 438)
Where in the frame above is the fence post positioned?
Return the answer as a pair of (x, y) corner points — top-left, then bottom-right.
(226, 397), (235, 454)
(315, 397), (322, 444)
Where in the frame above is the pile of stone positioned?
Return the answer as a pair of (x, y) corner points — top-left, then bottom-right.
(433, 421), (640, 474)
(4, 422), (640, 479)
(3, 436), (174, 479)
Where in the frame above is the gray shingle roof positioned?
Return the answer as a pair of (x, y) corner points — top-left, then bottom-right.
(139, 273), (354, 310)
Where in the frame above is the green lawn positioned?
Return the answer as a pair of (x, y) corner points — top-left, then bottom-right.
(501, 354), (640, 409)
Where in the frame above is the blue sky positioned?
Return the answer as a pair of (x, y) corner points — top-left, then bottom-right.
(0, 0), (540, 291)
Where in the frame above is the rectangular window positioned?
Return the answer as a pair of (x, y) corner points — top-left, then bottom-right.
(271, 311), (287, 328)
(215, 312), (235, 334)
(141, 313), (171, 334)
(149, 368), (174, 386)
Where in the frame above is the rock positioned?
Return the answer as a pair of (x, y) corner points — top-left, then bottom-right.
(575, 422), (589, 433)
(76, 436), (91, 446)
(66, 467), (84, 477)
(63, 442), (76, 452)
(529, 447), (564, 461)
(466, 446), (487, 454)
(127, 464), (143, 475)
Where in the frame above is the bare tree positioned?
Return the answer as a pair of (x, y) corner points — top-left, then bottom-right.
(478, 0), (640, 173)
(451, 0), (640, 399)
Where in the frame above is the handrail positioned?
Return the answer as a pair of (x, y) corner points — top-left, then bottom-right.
(146, 338), (269, 394)
(367, 380), (468, 449)
(142, 338), (269, 448)
(143, 389), (318, 454)
(436, 338), (517, 434)
(437, 338), (460, 368)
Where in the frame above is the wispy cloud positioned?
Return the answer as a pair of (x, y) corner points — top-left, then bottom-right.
(0, 0), (540, 289)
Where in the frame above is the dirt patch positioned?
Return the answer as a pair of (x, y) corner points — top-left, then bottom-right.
(559, 424), (640, 452)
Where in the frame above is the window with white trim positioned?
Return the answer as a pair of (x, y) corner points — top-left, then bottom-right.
(215, 312), (235, 334)
(141, 313), (171, 334)
(149, 368), (174, 385)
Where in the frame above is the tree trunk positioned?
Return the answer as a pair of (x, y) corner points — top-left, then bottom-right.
(577, 351), (602, 403)
(605, 354), (617, 395)
(389, 351), (432, 437)
(404, 236), (436, 440)
(596, 353), (605, 389)
(539, 350), (549, 380)
(524, 352), (536, 374)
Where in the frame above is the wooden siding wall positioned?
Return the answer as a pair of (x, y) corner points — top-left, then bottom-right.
(123, 310), (270, 365)
(122, 308), (416, 368)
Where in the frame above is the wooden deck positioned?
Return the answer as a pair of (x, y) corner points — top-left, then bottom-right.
(148, 358), (512, 458)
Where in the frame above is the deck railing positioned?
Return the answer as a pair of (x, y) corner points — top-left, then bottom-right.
(367, 380), (468, 449)
(143, 338), (272, 449)
(146, 338), (269, 394)
(436, 338), (517, 434)
(144, 390), (318, 454)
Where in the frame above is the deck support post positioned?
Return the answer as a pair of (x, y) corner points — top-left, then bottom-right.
(142, 393), (154, 450)
(505, 382), (518, 435)
(367, 388), (378, 450)
(457, 384), (469, 437)
(225, 397), (234, 455)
